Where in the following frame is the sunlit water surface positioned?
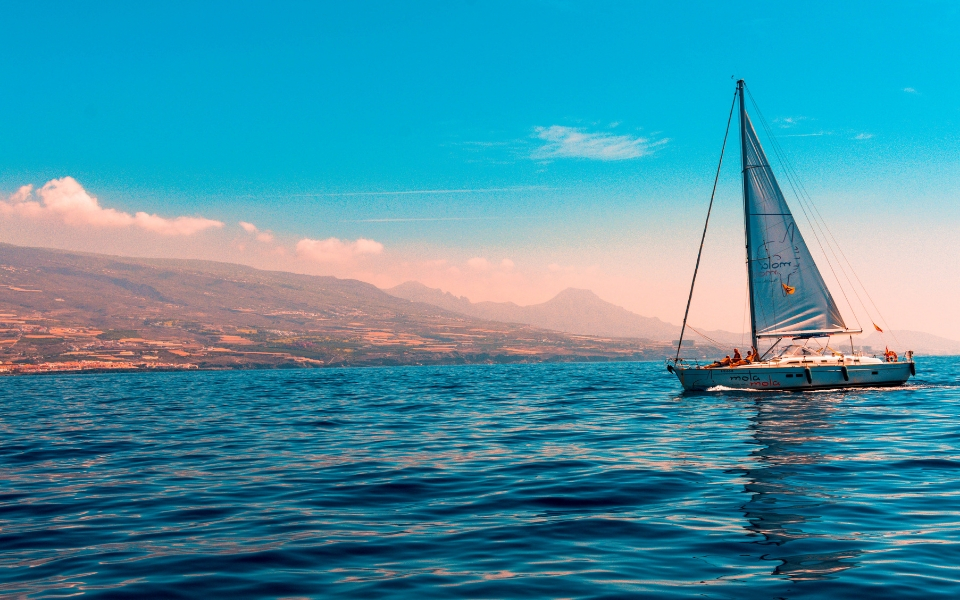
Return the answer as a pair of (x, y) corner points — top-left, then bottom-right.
(2, 358), (960, 598)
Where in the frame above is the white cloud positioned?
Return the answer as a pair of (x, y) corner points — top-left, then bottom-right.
(531, 125), (667, 161)
(1, 177), (222, 236)
(774, 116), (809, 129)
(239, 221), (274, 242)
(501, 258), (515, 269)
(854, 133), (874, 140)
(296, 237), (383, 263)
(903, 87), (917, 94)
(467, 257), (491, 271)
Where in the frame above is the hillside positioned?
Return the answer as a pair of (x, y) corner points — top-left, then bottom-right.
(0, 243), (678, 372)
(386, 281), (742, 344)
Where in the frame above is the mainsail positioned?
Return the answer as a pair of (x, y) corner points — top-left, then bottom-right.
(740, 94), (847, 340)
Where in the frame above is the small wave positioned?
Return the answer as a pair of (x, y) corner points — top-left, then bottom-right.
(1, 360), (959, 597)
(893, 458), (960, 469)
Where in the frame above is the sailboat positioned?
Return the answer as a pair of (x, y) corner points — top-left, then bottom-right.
(668, 80), (914, 391)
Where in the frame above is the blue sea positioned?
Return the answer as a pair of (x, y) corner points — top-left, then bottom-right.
(2, 358), (960, 598)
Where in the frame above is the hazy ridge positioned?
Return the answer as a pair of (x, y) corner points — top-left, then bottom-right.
(387, 281), (743, 345)
(386, 281), (960, 356)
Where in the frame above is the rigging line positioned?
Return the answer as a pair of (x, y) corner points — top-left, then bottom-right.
(742, 87), (871, 325)
(685, 325), (725, 349)
(752, 112), (857, 328)
(746, 89), (875, 333)
(826, 241), (900, 345)
(791, 186), (865, 331)
(744, 87), (863, 331)
(741, 281), (749, 349)
(787, 176), (900, 346)
(675, 89), (738, 362)
(798, 196), (876, 334)
(747, 100), (900, 345)
(771, 158), (901, 347)
(759, 337), (782, 360)
(746, 89), (839, 272)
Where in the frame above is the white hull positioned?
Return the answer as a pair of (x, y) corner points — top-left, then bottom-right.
(670, 361), (913, 392)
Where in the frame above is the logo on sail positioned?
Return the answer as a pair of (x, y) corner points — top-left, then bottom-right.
(781, 282), (796, 295)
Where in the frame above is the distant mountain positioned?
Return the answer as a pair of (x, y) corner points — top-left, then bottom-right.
(0, 243), (442, 333)
(859, 330), (960, 356)
(0, 243), (671, 369)
(386, 281), (741, 344)
(385, 282), (960, 356)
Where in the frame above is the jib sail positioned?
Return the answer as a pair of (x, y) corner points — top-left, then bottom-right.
(739, 92), (847, 342)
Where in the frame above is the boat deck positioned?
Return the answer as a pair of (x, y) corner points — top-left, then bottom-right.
(669, 358), (913, 391)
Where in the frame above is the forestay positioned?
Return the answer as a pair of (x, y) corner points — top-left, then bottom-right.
(741, 110), (847, 337)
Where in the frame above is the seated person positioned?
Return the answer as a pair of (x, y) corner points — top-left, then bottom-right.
(705, 355), (733, 369)
(732, 348), (755, 367)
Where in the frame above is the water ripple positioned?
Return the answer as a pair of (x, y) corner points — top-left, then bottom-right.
(2, 359), (960, 597)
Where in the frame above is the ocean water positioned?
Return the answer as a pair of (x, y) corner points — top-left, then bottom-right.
(2, 359), (960, 598)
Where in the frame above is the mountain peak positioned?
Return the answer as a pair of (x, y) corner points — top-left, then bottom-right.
(547, 288), (604, 303)
(385, 281), (681, 341)
(385, 281), (472, 312)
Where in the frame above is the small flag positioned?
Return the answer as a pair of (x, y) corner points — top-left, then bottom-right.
(873, 323), (883, 333)
(781, 283), (796, 295)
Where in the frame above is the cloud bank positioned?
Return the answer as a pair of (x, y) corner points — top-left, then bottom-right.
(239, 221), (275, 242)
(532, 126), (667, 161)
(1, 177), (223, 236)
(467, 257), (491, 271)
(296, 237), (384, 263)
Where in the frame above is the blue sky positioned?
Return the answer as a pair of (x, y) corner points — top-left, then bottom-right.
(2, 1), (959, 337)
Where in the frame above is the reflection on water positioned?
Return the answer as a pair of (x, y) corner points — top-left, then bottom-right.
(742, 395), (862, 581)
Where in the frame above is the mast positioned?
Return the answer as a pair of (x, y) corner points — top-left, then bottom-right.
(738, 80), (759, 353)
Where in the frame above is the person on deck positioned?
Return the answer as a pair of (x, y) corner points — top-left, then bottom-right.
(729, 348), (748, 367)
(705, 355), (733, 369)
